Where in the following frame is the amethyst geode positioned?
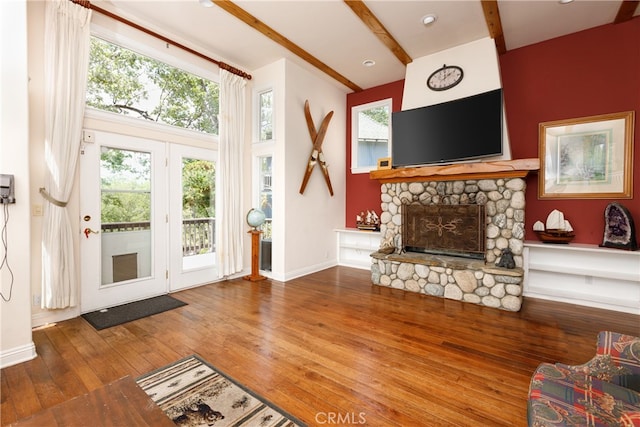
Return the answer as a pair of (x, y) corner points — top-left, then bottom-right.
(601, 202), (638, 250)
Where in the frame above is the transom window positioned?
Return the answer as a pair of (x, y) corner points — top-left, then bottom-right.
(86, 36), (220, 135)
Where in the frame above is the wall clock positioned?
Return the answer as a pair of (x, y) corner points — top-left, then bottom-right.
(427, 64), (464, 91)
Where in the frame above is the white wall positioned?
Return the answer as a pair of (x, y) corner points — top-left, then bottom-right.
(282, 60), (347, 279)
(0, 0), (37, 368)
(402, 37), (511, 161)
(251, 58), (347, 281)
(250, 60), (286, 279)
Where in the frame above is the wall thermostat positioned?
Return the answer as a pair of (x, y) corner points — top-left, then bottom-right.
(0, 174), (15, 204)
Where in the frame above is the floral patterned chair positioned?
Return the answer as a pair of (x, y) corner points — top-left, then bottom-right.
(528, 331), (640, 426)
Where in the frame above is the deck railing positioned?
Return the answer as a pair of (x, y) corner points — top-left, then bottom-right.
(102, 217), (271, 255)
(182, 218), (215, 255)
(102, 218), (215, 256)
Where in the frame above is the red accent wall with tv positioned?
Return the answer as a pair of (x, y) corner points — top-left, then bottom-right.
(345, 19), (639, 245)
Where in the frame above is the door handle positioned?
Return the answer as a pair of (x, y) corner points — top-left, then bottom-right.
(84, 227), (100, 239)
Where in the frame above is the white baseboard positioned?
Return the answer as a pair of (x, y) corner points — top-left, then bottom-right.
(32, 306), (80, 329)
(282, 260), (338, 282)
(524, 290), (640, 315)
(1, 342), (37, 369)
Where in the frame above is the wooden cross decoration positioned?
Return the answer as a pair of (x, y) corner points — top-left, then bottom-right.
(299, 100), (334, 196)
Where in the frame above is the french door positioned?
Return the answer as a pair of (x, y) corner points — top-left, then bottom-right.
(168, 144), (217, 291)
(80, 131), (168, 312)
(80, 130), (218, 312)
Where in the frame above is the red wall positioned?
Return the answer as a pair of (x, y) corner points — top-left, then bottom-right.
(345, 19), (639, 245)
(500, 19), (640, 244)
(345, 80), (404, 228)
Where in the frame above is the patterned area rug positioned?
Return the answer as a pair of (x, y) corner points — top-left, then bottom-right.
(136, 355), (306, 427)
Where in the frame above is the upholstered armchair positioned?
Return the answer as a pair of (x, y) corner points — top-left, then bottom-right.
(528, 331), (640, 426)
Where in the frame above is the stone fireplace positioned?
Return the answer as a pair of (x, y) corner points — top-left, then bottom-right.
(369, 159), (539, 312)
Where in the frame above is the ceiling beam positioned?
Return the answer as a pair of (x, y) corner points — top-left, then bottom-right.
(481, 0), (507, 55)
(343, 0), (412, 66)
(212, 0), (362, 92)
(614, 0), (639, 23)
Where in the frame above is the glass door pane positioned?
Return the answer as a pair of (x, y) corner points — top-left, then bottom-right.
(168, 143), (217, 291)
(258, 155), (272, 271)
(181, 157), (216, 270)
(100, 147), (152, 286)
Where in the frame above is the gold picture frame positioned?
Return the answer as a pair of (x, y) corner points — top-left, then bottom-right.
(538, 111), (634, 199)
(377, 157), (392, 170)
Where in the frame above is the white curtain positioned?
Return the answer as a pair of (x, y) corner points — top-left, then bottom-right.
(216, 69), (247, 278)
(41, 0), (91, 309)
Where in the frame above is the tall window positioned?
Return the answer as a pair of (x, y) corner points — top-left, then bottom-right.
(351, 99), (391, 173)
(86, 36), (219, 135)
(258, 155), (272, 240)
(258, 89), (274, 142)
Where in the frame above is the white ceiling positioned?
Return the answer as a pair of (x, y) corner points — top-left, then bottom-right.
(95, 0), (638, 92)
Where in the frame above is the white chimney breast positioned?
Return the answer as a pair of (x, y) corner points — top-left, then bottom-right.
(402, 37), (502, 110)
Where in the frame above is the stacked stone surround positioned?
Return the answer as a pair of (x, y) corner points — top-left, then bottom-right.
(371, 178), (527, 311)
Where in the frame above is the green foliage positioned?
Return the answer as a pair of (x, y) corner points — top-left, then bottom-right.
(89, 39), (219, 224)
(101, 192), (151, 224)
(87, 37), (219, 135)
(100, 148), (152, 224)
(182, 159), (215, 219)
(362, 105), (389, 126)
(259, 90), (273, 140)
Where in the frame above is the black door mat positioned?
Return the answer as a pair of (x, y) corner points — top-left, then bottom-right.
(82, 295), (187, 330)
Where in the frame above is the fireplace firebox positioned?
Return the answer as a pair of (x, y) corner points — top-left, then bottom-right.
(402, 204), (485, 259)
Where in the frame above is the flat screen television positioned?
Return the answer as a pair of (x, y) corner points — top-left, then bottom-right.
(391, 88), (503, 168)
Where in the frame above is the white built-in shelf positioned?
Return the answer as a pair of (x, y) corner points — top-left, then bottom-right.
(335, 228), (381, 270)
(523, 241), (640, 314)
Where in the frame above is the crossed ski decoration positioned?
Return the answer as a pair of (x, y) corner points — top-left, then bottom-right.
(299, 100), (334, 196)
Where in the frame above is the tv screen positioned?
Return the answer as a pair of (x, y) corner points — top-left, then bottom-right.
(391, 89), (503, 168)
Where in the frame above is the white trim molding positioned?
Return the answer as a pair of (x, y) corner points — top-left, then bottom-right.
(1, 342), (37, 369)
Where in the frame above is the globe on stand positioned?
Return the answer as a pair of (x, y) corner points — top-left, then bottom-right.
(246, 208), (266, 230)
(244, 208), (267, 282)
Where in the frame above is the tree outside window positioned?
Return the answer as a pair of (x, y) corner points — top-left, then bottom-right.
(87, 36), (219, 135)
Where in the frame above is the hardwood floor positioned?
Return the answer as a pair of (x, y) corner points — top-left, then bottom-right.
(2, 266), (638, 426)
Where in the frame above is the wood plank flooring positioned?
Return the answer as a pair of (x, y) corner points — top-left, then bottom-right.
(7, 376), (174, 427)
(2, 266), (638, 426)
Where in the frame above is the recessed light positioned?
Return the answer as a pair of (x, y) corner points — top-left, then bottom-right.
(421, 14), (437, 25)
(362, 59), (376, 67)
(199, 0), (214, 7)
(558, 0), (573, 4)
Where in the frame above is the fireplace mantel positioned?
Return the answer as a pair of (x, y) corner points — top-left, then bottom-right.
(370, 158), (539, 183)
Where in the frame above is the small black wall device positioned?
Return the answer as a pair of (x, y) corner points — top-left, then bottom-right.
(0, 174), (15, 204)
